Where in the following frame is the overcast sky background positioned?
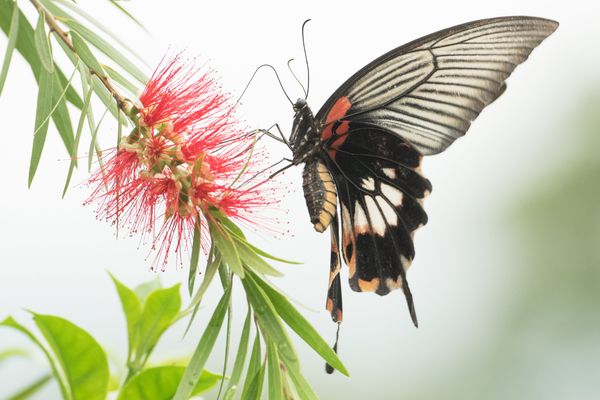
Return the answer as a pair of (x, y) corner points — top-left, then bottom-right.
(1, 0), (599, 398)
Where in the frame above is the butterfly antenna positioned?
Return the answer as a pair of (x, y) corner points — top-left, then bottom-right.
(301, 19), (311, 100)
(287, 58), (307, 98)
(236, 64), (293, 106)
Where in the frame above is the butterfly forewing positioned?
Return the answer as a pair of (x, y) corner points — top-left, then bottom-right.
(315, 16), (558, 155)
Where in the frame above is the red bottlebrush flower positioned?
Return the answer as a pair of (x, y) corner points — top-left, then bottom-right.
(85, 53), (276, 268)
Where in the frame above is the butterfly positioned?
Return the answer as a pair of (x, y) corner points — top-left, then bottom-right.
(272, 16), (558, 327)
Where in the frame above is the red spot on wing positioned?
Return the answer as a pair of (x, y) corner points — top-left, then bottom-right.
(321, 96), (352, 140)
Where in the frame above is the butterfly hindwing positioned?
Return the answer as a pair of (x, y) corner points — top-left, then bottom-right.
(324, 122), (430, 325)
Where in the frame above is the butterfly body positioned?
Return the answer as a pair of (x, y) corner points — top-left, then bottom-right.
(284, 16), (558, 326)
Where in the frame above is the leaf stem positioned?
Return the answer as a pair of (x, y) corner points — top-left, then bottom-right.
(28, 0), (133, 115)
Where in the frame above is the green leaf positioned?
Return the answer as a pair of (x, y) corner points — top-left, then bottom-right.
(34, 10), (53, 73)
(225, 309), (252, 394)
(108, 0), (147, 32)
(66, 19), (147, 85)
(238, 241), (283, 277)
(118, 367), (221, 400)
(133, 277), (162, 303)
(70, 30), (105, 76)
(209, 219), (244, 277)
(250, 271), (349, 376)
(188, 221), (202, 295)
(7, 374), (52, 400)
(87, 107), (109, 170)
(0, 0), (18, 96)
(267, 341), (284, 400)
(284, 362), (319, 400)
(0, 348), (27, 363)
(241, 334), (263, 400)
(28, 67), (54, 187)
(104, 64), (141, 98)
(110, 274), (143, 362)
(0, 1), (82, 109)
(244, 241), (302, 265)
(173, 285), (232, 400)
(1, 316), (70, 399)
(135, 284), (181, 361)
(63, 80), (93, 197)
(33, 313), (109, 400)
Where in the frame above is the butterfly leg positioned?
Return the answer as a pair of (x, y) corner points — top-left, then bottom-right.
(249, 123), (291, 149)
(326, 214), (343, 323)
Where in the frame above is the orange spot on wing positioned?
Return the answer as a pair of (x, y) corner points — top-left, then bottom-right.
(358, 278), (380, 292)
(321, 96), (352, 140)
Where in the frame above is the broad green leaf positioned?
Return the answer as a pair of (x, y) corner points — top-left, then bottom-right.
(0, 0), (18, 96)
(117, 367), (221, 400)
(0, 0), (82, 108)
(110, 274), (142, 361)
(28, 67), (54, 187)
(133, 277), (161, 303)
(225, 309), (251, 394)
(33, 313), (109, 400)
(34, 11), (53, 73)
(188, 221), (202, 295)
(241, 334), (263, 399)
(70, 30), (105, 76)
(7, 374), (52, 400)
(209, 220), (243, 277)
(251, 271), (348, 376)
(135, 284), (181, 361)
(173, 285), (232, 400)
(0, 317), (70, 399)
(66, 19), (147, 84)
(267, 341), (284, 400)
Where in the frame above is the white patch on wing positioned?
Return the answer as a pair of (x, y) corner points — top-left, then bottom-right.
(376, 196), (397, 226)
(386, 277), (402, 290)
(381, 183), (404, 206)
(365, 196), (386, 236)
(354, 202), (369, 233)
(361, 177), (376, 191)
(382, 168), (396, 179)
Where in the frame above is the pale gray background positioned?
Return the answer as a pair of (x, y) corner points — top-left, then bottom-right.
(1, 0), (599, 398)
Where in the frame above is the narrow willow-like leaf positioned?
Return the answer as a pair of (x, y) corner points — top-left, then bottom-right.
(244, 360), (267, 400)
(28, 67), (54, 187)
(267, 340), (284, 400)
(0, 0), (18, 95)
(241, 334), (262, 399)
(51, 0), (147, 66)
(182, 250), (220, 335)
(209, 219), (244, 277)
(66, 19), (147, 84)
(241, 275), (299, 367)
(250, 271), (349, 376)
(34, 11), (53, 73)
(0, 317), (70, 399)
(0, 1), (83, 108)
(87, 107), (109, 170)
(109, 274), (143, 362)
(33, 313), (109, 400)
(173, 285), (232, 400)
(118, 367), (221, 399)
(188, 220), (202, 295)
(238, 241), (283, 277)
(70, 30), (105, 76)
(283, 361), (319, 400)
(62, 79), (93, 197)
(108, 0), (147, 32)
(7, 374), (52, 400)
(225, 308), (252, 394)
(104, 64), (141, 99)
(134, 284), (181, 366)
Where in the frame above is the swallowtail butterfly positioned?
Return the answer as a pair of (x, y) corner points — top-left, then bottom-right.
(282, 16), (558, 326)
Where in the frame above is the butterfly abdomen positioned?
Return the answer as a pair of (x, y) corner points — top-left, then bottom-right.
(302, 159), (337, 232)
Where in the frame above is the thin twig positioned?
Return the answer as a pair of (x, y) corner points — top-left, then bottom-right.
(29, 0), (133, 114)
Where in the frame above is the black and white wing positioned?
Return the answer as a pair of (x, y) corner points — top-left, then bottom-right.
(315, 16), (558, 155)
